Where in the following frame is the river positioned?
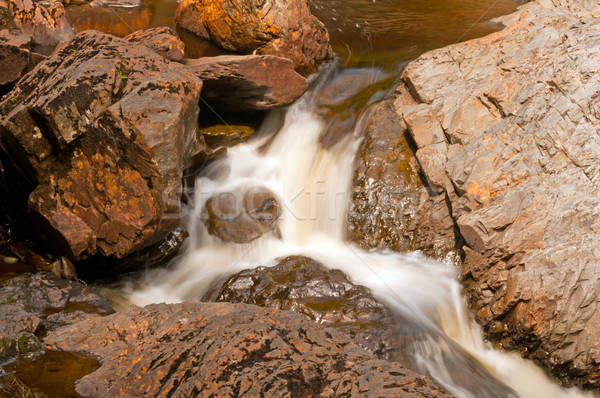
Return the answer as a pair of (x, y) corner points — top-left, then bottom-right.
(70, 0), (593, 396)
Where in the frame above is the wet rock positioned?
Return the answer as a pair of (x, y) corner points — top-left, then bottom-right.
(212, 255), (408, 360)
(202, 186), (281, 243)
(199, 123), (255, 148)
(124, 26), (184, 62)
(89, 0), (140, 7)
(0, 30), (45, 88)
(0, 30), (203, 260)
(183, 54), (308, 111)
(400, 0), (600, 388)
(45, 301), (452, 397)
(175, 0), (333, 75)
(0, 272), (113, 365)
(6, 0), (73, 45)
(347, 99), (457, 261)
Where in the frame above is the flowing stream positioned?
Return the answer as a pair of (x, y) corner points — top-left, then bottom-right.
(75, 0), (594, 396)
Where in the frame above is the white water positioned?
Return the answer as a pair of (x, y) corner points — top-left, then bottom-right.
(124, 72), (590, 398)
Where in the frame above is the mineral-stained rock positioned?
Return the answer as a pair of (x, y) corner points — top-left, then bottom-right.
(175, 0), (333, 75)
(348, 98), (457, 261)
(202, 186), (281, 243)
(6, 0), (73, 45)
(211, 255), (407, 360)
(400, 0), (600, 387)
(0, 30), (203, 260)
(45, 301), (452, 397)
(0, 29), (45, 87)
(0, 272), (113, 365)
(124, 26), (185, 62)
(183, 54), (308, 111)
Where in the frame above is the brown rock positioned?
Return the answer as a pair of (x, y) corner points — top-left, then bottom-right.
(400, 0), (600, 387)
(175, 0), (333, 74)
(124, 26), (185, 62)
(202, 186), (281, 243)
(0, 30), (203, 260)
(45, 301), (453, 397)
(211, 255), (408, 360)
(0, 30), (45, 86)
(6, 0), (73, 45)
(183, 54), (308, 111)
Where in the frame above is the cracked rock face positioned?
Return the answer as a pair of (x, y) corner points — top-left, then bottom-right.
(45, 302), (452, 397)
(399, 0), (600, 388)
(175, 0), (333, 75)
(0, 30), (203, 260)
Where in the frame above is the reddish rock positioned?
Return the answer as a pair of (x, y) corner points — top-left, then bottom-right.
(6, 0), (73, 45)
(0, 29), (45, 86)
(202, 186), (281, 243)
(175, 0), (333, 74)
(0, 30), (203, 260)
(183, 54), (308, 111)
(400, 0), (600, 387)
(45, 302), (453, 397)
(124, 26), (185, 62)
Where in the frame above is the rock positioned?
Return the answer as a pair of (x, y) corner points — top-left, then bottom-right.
(89, 0), (140, 7)
(199, 122), (255, 148)
(124, 26), (185, 62)
(0, 272), (113, 366)
(400, 0), (600, 388)
(0, 30), (203, 260)
(202, 186), (281, 243)
(211, 255), (407, 360)
(175, 0), (333, 75)
(183, 54), (308, 111)
(347, 99), (457, 261)
(45, 301), (452, 397)
(6, 0), (73, 45)
(0, 30), (45, 91)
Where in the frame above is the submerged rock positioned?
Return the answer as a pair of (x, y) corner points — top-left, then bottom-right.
(124, 26), (185, 62)
(400, 0), (600, 387)
(6, 0), (73, 45)
(46, 301), (452, 397)
(0, 30), (203, 260)
(202, 186), (281, 243)
(183, 54), (308, 111)
(175, 0), (333, 74)
(212, 255), (407, 360)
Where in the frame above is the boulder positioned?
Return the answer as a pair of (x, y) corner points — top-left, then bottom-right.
(183, 54), (308, 111)
(0, 30), (203, 260)
(0, 29), (45, 87)
(347, 98), (457, 261)
(45, 301), (452, 397)
(124, 26), (185, 62)
(400, 0), (600, 387)
(6, 0), (73, 45)
(175, 0), (333, 75)
(211, 255), (407, 360)
(0, 272), (113, 366)
(202, 186), (281, 243)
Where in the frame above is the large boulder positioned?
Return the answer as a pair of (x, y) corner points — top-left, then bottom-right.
(211, 255), (406, 360)
(124, 26), (185, 62)
(0, 29), (45, 89)
(0, 30), (203, 260)
(175, 0), (333, 75)
(347, 98), (458, 261)
(6, 0), (73, 45)
(399, 0), (600, 388)
(45, 302), (452, 397)
(183, 54), (308, 111)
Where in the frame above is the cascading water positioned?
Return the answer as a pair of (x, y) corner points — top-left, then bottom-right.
(122, 66), (590, 398)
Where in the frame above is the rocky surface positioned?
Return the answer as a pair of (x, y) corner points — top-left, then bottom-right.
(0, 272), (113, 365)
(184, 54), (308, 111)
(348, 98), (458, 261)
(46, 301), (452, 397)
(0, 30), (203, 260)
(211, 255), (407, 360)
(202, 186), (281, 243)
(125, 26), (185, 62)
(5, 0), (73, 45)
(0, 30), (45, 88)
(175, 0), (333, 74)
(399, 0), (600, 388)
